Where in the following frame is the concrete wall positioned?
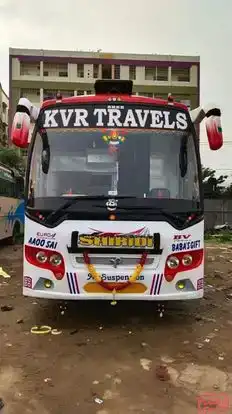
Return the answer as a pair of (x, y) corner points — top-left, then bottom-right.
(204, 199), (232, 230)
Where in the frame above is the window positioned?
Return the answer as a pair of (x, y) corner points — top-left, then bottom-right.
(93, 64), (99, 79)
(43, 89), (73, 99)
(28, 128), (199, 204)
(0, 175), (16, 198)
(43, 63), (68, 77)
(77, 90), (85, 95)
(145, 67), (156, 81)
(129, 66), (136, 80)
(145, 67), (168, 81)
(59, 71), (68, 77)
(102, 64), (112, 79)
(86, 90), (93, 95)
(114, 65), (121, 80)
(171, 68), (190, 82)
(20, 62), (40, 76)
(43, 89), (57, 99)
(156, 67), (168, 81)
(20, 89), (40, 103)
(77, 64), (84, 78)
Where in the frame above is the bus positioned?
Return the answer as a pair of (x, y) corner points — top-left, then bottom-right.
(11, 80), (223, 302)
(0, 162), (24, 244)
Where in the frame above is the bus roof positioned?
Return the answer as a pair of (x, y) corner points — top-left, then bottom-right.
(41, 79), (188, 111)
(41, 94), (188, 111)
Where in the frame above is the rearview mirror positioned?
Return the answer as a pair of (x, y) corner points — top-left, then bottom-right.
(11, 111), (30, 148)
(205, 115), (223, 150)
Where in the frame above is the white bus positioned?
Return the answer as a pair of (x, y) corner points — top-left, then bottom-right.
(0, 162), (24, 244)
(11, 80), (223, 302)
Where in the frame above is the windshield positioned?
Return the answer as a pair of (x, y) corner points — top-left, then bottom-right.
(28, 127), (200, 205)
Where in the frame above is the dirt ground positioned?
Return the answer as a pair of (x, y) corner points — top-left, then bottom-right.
(1, 243), (232, 414)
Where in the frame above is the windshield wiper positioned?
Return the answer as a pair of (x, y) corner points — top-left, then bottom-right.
(44, 195), (137, 225)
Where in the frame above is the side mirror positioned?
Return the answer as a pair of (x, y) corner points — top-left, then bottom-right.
(205, 115), (223, 151)
(11, 111), (30, 148)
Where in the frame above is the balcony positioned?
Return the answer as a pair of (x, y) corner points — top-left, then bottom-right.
(171, 68), (190, 85)
(44, 63), (68, 80)
(20, 62), (40, 80)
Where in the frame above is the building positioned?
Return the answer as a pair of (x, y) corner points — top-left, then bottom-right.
(9, 48), (200, 134)
(0, 83), (9, 147)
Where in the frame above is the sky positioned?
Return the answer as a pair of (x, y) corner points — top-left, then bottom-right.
(0, 0), (231, 180)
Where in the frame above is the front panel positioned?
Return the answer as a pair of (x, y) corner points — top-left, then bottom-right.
(23, 217), (204, 301)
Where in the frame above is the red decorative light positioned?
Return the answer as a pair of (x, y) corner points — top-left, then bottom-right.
(35, 211), (45, 221)
(25, 245), (65, 280)
(164, 249), (204, 282)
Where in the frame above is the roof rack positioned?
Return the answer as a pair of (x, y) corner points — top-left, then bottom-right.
(94, 80), (133, 95)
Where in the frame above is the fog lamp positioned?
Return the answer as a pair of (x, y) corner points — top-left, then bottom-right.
(177, 281), (185, 290)
(44, 279), (52, 289)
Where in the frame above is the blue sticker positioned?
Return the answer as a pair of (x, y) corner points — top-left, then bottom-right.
(171, 240), (201, 252)
(28, 237), (58, 250)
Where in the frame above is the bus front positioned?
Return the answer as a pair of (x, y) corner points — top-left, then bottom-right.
(11, 80), (223, 301)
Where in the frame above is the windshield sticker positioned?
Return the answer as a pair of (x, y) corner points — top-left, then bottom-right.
(197, 278), (204, 290)
(24, 276), (32, 289)
(67, 227), (162, 254)
(172, 240), (201, 252)
(28, 237), (58, 250)
(77, 233), (154, 249)
(173, 234), (191, 241)
(36, 232), (56, 239)
(106, 199), (118, 211)
(102, 130), (126, 153)
(41, 106), (188, 131)
(87, 273), (145, 282)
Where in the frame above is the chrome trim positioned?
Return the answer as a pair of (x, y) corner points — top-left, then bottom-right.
(75, 256), (154, 266)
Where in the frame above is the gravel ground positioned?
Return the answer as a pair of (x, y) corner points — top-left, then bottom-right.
(0, 242), (232, 414)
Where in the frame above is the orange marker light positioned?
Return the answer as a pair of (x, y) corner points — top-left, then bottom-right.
(109, 214), (116, 220)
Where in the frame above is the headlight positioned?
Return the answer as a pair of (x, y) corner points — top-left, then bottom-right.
(36, 251), (47, 263)
(166, 256), (179, 269)
(182, 254), (193, 266)
(49, 254), (62, 266)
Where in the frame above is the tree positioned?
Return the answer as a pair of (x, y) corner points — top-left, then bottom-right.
(202, 166), (228, 198)
(222, 183), (232, 198)
(0, 147), (26, 175)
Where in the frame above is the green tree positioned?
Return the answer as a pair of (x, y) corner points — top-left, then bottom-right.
(202, 166), (227, 198)
(0, 147), (26, 175)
